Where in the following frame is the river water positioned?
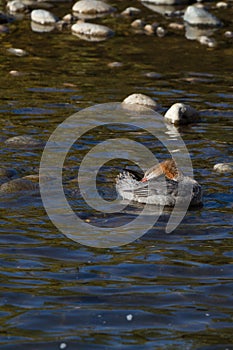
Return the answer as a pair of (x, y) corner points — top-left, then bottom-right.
(0, 0), (233, 349)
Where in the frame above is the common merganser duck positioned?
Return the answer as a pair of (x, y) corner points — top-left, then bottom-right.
(116, 159), (202, 207)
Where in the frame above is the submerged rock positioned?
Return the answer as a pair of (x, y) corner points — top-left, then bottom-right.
(164, 103), (199, 125)
(72, 0), (115, 19)
(213, 163), (233, 173)
(71, 21), (114, 41)
(0, 178), (39, 193)
(0, 167), (17, 178)
(183, 5), (222, 27)
(121, 7), (141, 17)
(122, 93), (158, 111)
(5, 135), (44, 148)
(31, 9), (57, 25)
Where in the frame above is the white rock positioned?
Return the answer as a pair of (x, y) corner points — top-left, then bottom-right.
(72, 0), (115, 17)
(198, 35), (217, 47)
(126, 314), (133, 321)
(213, 163), (233, 173)
(71, 21), (114, 41)
(122, 93), (158, 110)
(216, 2), (228, 9)
(183, 5), (222, 27)
(31, 9), (57, 25)
(164, 103), (199, 125)
(6, 0), (26, 13)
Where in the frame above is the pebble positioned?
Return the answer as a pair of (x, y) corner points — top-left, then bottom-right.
(5, 135), (44, 148)
(168, 22), (184, 30)
(0, 24), (9, 33)
(213, 163), (233, 173)
(9, 70), (24, 76)
(122, 93), (158, 111)
(224, 31), (233, 39)
(107, 61), (123, 68)
(7, 47), (27, 56)
(156, 26), (167, 37)
(164, 103), (199, 125)
(131, 19), (146, 29)
(72, 0), (115, 18)
(121, 7), (141, 17)
(71, 21), (114, 41)
(198, 35), (217, 48)
(31, 9), (57, 25)
(0, 178), (39, 193)
(126, 314), (133, 321)
(216, 2), (228, 9)
(6, 0), (27, 13)
(183, 5), (222, 27)
(144, 71), (162, 79)
(144, 22), (158, 34)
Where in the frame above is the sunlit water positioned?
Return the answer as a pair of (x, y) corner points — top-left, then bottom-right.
(0, 1), (233, 349)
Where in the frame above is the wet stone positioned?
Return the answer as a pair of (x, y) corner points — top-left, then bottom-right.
(0, 178), (39, 193)
(183, 5), (222, 27)
(121, 7), (141, 17)
(213, 163), (233, 173)
(31, 9), (57, 25)
(7, 47), (27, 56)
(71, 21), (114, 41)
(5, 135), (44, 148)
(6, 0), (27, 13)
(164, 103), (199, 125)
(72, 0), (115, 18)
(122, 93), (158, 111)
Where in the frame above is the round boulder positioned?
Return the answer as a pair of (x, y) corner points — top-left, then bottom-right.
(31, 9), (57, 25)
(122, 93), (158, 111)
(71, 21), (114, 41)
(72, 0), (115, 18)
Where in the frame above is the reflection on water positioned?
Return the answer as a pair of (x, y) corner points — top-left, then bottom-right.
(0, 0), (233, 349)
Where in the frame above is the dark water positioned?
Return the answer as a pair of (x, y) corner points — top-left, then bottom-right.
(0, 1), (233, 349)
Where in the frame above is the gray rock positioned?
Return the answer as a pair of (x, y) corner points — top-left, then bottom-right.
(31, 9), (57, 25)
(5, 135), (44, 148)
(122, 93), (158, 111)
(183, 5), (222, 27)
(0, 178), (39, 193)
(164, 103), (199, 125)
(121, 7), (141, 17)
(72, 0), (115, 19)
(71, 21), (114, 41)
